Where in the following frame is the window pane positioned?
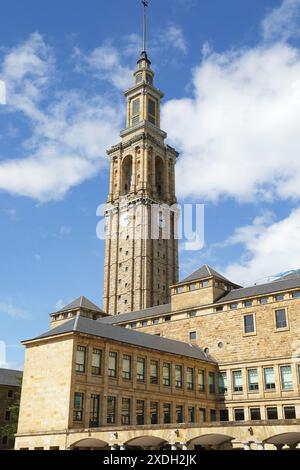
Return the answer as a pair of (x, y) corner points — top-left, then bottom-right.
(148, 99), (156, 116)
(150, 360), (158, 384)
(233, 370), (243, 392)
(248, 369), (259, 391)
(264, 367), (276, 389)
(175, 365), (183, 388)
(163, 363), (171, 386)
(219, 372), (228, 394)
(176, 405), (184, 423)
(234, 409), (245, 421)
(89, 394), (100, 428)
(198, 370), (205, 392)
(107, 396), (116, 424)
(76, 346), (86, 373)
(137, 357), (145, 382)
(73, 392), (84, 421)
(188, 406), (195, 423)
(267, 407), (278, 420)
(163, 404), (171, 424)
(209, 372), (215, 394)
(250, 408), (261, 420)
(187, 368), (194, 390)
(280, 365), (293, 390)
(132, 99), (140, 116)
(109, 352), (117, 378)
(92, 349), (102, 375)
(220, 409), (229, 422)
(136, 400), (145, 425)
(284, 406), (296, 419)
(244, 314), (255, 333)
(275, 309), (287, 328)
(150, 402), (158, 425)
(122, 355), (131, 380)
(121, 398), (131, 425)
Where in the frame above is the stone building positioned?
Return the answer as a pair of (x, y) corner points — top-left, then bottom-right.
(15, 13), (300, 451)
(0, 368), (22, 450)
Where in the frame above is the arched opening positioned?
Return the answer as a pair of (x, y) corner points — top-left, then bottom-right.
(155, 156), (164, 198)
(124, 435), (168, 450)
(264, 433), (300, 450)
(188, 434), (234, 451)
(70, 438), (109, 451)
(122, 155), (133, 195)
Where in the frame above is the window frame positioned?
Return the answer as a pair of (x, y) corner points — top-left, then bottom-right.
(243, 313), (256, 335)
(75, 345), (86, 373)
(274, 308), (288, 331)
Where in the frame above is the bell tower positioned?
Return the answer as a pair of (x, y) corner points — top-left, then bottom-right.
(103, 1), (179, 315)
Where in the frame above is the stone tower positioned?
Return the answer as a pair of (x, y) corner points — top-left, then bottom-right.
(103, 45), (179, 316)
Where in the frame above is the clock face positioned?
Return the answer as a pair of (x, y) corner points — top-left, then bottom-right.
(120, 212), (129, 227)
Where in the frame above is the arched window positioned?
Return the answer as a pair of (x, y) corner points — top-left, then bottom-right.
(155, 156), (164, 197)
(122, 156), (133, 195)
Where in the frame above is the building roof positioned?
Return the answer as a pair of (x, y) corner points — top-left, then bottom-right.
(53, 296), (106, 315)
(25, 316), (214, 363)
(0, 368), (23, 387)
(216, 276), (300, 304)
(100, 303), (171, 325)
(180, 264), (237, 285)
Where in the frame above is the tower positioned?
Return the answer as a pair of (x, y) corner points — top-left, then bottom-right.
(103, 2), (179, 315)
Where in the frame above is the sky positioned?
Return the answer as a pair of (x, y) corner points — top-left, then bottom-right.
(0, 0), (300, 370)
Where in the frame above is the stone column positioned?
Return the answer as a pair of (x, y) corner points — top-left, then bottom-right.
(131, 148), (138, 193)
(117, 155), (122, 197)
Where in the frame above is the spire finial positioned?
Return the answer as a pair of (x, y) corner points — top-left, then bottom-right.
(142, 0), (148, 53)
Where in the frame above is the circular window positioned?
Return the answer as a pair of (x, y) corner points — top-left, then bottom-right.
(204, 347), (210, 355)
(218, 342), (224, 349)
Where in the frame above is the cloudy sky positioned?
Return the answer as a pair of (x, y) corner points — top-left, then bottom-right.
(1, 0), (300, 369)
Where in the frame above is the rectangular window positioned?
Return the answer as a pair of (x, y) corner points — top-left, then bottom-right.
(188, 406), (195, 423)
(148, 98), (156, 125)
(202, 280), (209, 288)
(5, 410), (11, 421)
(284, 406), (296, 419)
(89, 394), (100, 428)
(164, 403), (171, 424)
(244, 314), (255, 334)
(122, 355), (131, 380)
(260, 297), (268, 305)
(131, 322), (137, 329)
(187, 368), (194, 390)
(234, 408), (245, 421)
(76, 346), (86, 373)
(275, 309), (287, 329)
(107, 396), (116, 424)
(199, 408), (206, 423)
(209, 372), (216, 394)
(198, 370), (205, 392)
(233, 370), (243, 392)
(210, 409), (217, 422)
(175, 365), (183, 388)
(150, 402), (158, 425)
(188, 311), (197, 318)
(250, 408), (261, 420)
(164, 316), (171, 322)
(176, 405), (184, 424)
(163, 363), (171, 386)
(220, 409), (229, 422)
(142, 320), (148, 327)
(230, 303), (238, 310)
(280, 365), (293, 390)
(92, 349), (102, 376)
(136, 400), (145, 425)
(189, 283), (198, 291)
(264, 367), (276, 390)
(292, 291), (300, 299)
(275, 294), (284, 301)
(150, 360), (159, 384)
(189, 331), (197, 341)
(121, 398), (131, 425)
(137, 357), (146, 382)
(177, 286), (184, 294)
(248, 369), (259, 391)
(244, 300), (253, 307)
(219, 372), (228, 394)
(108, 352), (117, 378)
(132, 98), (140, 123)
(216, 306), (224, 312)
(267, 407), (278, 420)
(152, 318), (159, 325)
(73, 392), (84, 422)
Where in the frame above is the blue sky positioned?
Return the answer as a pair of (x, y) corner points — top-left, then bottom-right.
(1, 0), (300, 369)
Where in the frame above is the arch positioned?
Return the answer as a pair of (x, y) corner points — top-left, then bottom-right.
(124, 435), (168, 449)
(155, 156), (165, 198)
(264, 433), (300, 448)
(122, 155), (133, 195)
(70, 438), (109, 450)
(188, 434), (235, 450)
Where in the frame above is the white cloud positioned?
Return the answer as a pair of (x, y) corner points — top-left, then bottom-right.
(0, 79), (6, 104)
(222, 207), (300, 285)
(0, 300), (29, 319)
(262, 0), (300, 42)
(0, 33), (122, 202)
(159, 25), (188, 54)
(59, 225), (72, 237)
(162, 3), (300, 203)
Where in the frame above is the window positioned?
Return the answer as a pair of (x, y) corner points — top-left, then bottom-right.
(89, 394), (100, 428)
(188, 311), (197, 318)
(188, 406), (195, 423)
(131, 322), (137, 329)
(152, 318), (159, 325)
(7, 390), (13, 398)
(92, 349), (102, 376)
(136, 400), (145, 425)
(233, 370), (243, 392)
(122, 355), (131, 380)
(267, 407), (278, 420)
(209, 372), (216, 394)
(121, 398), (131, 425)
(132, 98), (140, 126)
(260, 297), (268, 305)
(244, 314), (255, 334)
(198, 369), (205, 392)
(250, 408), (261, 420)
(163, 403), (171, 424)
(163, 363), (171, 386)
(137, 357), (146, 382)
(177, 286), (184, 294)
(5, 410), (10, 421)
(142, 320), (148, 327)
(189, 331), (197, 341)
(248, 369), (259, 391)
(164, 316), (171, 322)
(2, 436), (8, 445)
(264, 367), (276, 390)
(275, 309), (287, 329)
(76, 346), (86, 373)
(275, 294), (284, 301)
(210, 409), (217, 422)
(107, 396), (116, 424)
(292, 291), (300, 299)
(108, 352), (117, 378)
(148, 98), (156, 125)
(202, 280), (209, 288)
(216, 306), (224, 312)
(175, 365), (183, 388)
(146, 73), (153, 85)
(150, 402), (158, 424)
(199, 408), (206, 423)
(73, 392), (84, 422)
(187, 368), (194, 390)
(189, 283), (198, 291)
(150, 360), (159, 384)
(176, 405), (184, 423)
(136, 73), (142, 84)
(230, 303), (238, 310)
(218, 372), (228, 394)
(220, 409), (229, 422)
(234, 409), (245, 421)
(280, 365), (293, 390)
(244, 300), (253, 307)
(284, 406), (296, 419)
